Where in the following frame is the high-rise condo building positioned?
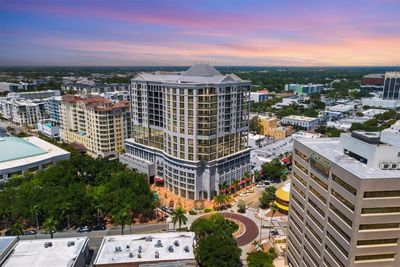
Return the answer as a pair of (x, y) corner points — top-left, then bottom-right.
(60, 95), (130, 158)
(287, 128), (400, 267)
(120, 64), (251, 200)
(383, 72), (400, 100)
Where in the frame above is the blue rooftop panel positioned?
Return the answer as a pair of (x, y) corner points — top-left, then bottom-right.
(0, 137), (47, 163)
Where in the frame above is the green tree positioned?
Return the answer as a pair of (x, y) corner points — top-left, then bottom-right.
(113, 208), (131, 235)
(261, 159), (286, 181)
(250, 116), (264, 134)
(195, 235), (241, 267)
(171, 206), (188, 231)
(259, 187), (276, 209)
(10, 221), (24, 237)
(247, 250), (276, 267)
(43, 217), (58, 239)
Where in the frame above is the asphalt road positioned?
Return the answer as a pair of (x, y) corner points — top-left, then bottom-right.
(220, 213), (259, 246)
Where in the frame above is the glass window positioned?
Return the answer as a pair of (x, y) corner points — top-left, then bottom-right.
(332, 189), (355, 211)
(328, 217), (350, 242)
(330, 203), (352, 227)
(332, 174), (357, 196)
(364, 190), (400, 198)
(361, 206), (400, 214)
(359, 223), (400, 230)
(357, 238), (398, 246)
(355, 254), (395, 261)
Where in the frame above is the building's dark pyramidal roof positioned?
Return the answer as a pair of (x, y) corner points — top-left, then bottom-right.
(181, 63), (221, 77)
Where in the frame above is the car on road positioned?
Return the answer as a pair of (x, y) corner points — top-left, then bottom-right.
(92, 225), (106, 231)
(76, 226), (91, 233)
(23, 230), (37, 235)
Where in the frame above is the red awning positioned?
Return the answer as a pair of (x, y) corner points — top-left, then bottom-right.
(154, 177), (164, 182)
(239, 180), (246, 185)
(281, 157), (291, 164)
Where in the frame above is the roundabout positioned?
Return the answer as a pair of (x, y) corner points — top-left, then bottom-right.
(196, 212), (259, 246)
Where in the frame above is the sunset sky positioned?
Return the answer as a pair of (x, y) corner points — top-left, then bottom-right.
(1, 0), (399, 66)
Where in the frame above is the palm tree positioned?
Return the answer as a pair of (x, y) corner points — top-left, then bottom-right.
(113, 209), (131, 235)
(31, 204), (41, 230)
(268, 203), (278, 239)
(171, 206), (188, 231)
(232, 180), (240, 194)
(59, 202), (72, 229)
(43, 217), (58, 239)
(213, 195), (225, 210)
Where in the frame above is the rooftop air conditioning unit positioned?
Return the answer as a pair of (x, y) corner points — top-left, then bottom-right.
(155, 251), (159, 259)
(67, 241), (75, 247)
(184, 246), (190, 253)
(44, 242), (53, 248)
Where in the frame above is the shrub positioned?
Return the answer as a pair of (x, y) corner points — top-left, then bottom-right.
(188, 210), (197, 215)
(204, 208), (212, 213)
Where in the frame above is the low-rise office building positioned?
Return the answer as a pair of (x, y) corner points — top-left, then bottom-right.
(0, 82), (35, 92)
(281, 115), (319, 130)
(0, 136), (70, 181)
(1, 237), (90, 267)
(259, 116), (292, 140)
(285, 84), (323, 95)
(62, 83), (129, 94)
(250, 90), (269, 103)
(287, 130), (400, 267)
(94, 232), (196, 267)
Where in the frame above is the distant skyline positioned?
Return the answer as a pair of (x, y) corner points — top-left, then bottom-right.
(1, 0), (400, 66)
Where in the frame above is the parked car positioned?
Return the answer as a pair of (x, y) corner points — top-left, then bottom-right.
(23, 230), (37, 235)
(92, 225), (106, 231)
(76, 226), (91, 233)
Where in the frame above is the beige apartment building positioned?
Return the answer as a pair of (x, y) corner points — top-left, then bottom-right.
(60, 95), (130, 158)
(287, 129), (400, 267)
(259, 116), (292, 140)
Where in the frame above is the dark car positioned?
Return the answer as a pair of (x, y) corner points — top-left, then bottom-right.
(92, 225), (106, 231)
(76, 226), (91, 233)
(24, 230), (37, 235)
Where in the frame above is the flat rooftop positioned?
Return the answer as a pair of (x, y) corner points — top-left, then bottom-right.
(0, 136), (70, 171)
(283, 115), (318, 122)
(0, 236), (17, 260)
(297, 138), (400, 179)
(2, 237), (88, 267)
(94, 232), (195, 266)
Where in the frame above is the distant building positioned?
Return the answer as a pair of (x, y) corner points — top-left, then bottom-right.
(361, 108), (386, 118)
(0, 82), (35, 92)
(383, 71), (400, 100)
(259, 116), (292, 140)
(361, 73), (384, 85)
(327, 104), (354, 113)
(60, 95), (131, 158)
(37, 119), (60, 138)
(250, 90), (269, 103)
(46, 96), (62, 123)
(285, 84), (323, 95)
(0, 136), (70, 181)
(281, 115), (319, 130)
(94, 232), (196, 267)
(248, 133), (266, 148)
(62, 83), (129, 94)
(7, 90), (61, 100)
(287, 130), (400, 267)
(0, 98), (47, 125)
(1, 237), (90, 267)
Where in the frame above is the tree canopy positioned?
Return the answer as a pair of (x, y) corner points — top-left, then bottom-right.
(0, 153), (154, 231)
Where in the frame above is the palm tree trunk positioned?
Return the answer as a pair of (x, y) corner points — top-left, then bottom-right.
(50, 231), (53, 239)
(67, 215), (70, 229)
(35, 212), (39, 230)
(121, 225), (124, 235)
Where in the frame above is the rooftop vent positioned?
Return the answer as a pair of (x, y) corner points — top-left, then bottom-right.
(67, 241), (75, 247)
(155, 240), (163, 248)
(137, 253), (142, 258)
(126, 245), (130, 249)
(44, 242), (53, 248)
(184, 246), (190, 253)
(155, 251), (160, 259)
(115, 246), (122, 252)
(129, 252), (134, 258)
(168, 245), (174, 252)
(138, 246), (143, 253)
(173, 240), (179, 247)
(145, 236), (152, 242)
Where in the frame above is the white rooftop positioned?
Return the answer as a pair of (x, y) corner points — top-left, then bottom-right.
(94, 232), (195, 265)
(2, 237), (88, 267)
(297, 138), (400, 179)
(283, 115), (318, 122)
(133, 64), (247, 85)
